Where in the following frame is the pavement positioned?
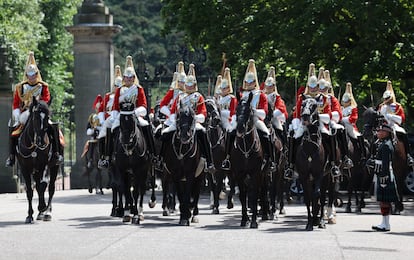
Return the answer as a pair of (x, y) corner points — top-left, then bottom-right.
(0, 188), (413, 260)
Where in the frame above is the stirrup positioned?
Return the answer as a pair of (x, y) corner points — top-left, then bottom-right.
(342, 156), (353, 169)
(221, 159), (231, 170)
(52, 153), (63, 165)
(331, 165), (341, 178)
(5, 156), (15, 167)
(284, 168), (294, 180)
(98, 159), (109, 169)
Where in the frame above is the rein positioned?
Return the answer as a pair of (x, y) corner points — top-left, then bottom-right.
(120, 121), (146, 157)
(235, 117), (260, 158)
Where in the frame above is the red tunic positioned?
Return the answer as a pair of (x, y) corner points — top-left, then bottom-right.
(378, 102), (405, 125)
(170, 93), (207, 118)
(274, 95), (288, 119)
(328, 95), (343, 121)
(112, 85), (147, 112)
(342, 106), (359, 131)
(13, 81), (51, 110)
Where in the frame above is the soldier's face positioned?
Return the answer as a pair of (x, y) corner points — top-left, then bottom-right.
(27, 73), (38, 84)
(123, 76), (135, 86)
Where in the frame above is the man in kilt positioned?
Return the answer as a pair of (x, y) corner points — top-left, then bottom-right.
(370, 124), (399, 232)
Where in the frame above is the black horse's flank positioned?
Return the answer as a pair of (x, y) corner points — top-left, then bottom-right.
(163, 102), (203, 226)
(113, 106), (151, 224)
(17, 96), (59, 224)
(295, 98), (326, 231)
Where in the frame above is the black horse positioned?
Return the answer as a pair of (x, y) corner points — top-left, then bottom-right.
(205, 97), (235, 214)
(152, 103), (177, 216)
(230, 93), (267, 228)
(82, 134), (104, 195)
(342, 132), (372, 213)
(16, 96), (60, 223)
(295, 98), (326, 231)
(362, 107), (408, 214)
(163, 102), (204, 225)
(113, 103), (151, 224)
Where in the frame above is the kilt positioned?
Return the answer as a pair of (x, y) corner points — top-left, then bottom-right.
(376, 171), (399, 203)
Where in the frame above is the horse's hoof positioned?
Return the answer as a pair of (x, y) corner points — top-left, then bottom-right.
(279, 208), (286, 215)
(241, 220), (248, 227)
(25, 216), (34, 224)
(250, 222), (258, 229)
(212, 208), (219, 214)
(191, 216), (199, 223)
(36, 212), (45, 221)
(328, 218), (336, 224)
(345, 206), (352, 213)
(162, 210), (169, 216)
(88, 187), (93, 194)
(306, 224), (313, 231)
(132, 216), (140, 225)
(209, 204), (214, 209)
(356, 207), (362, 214)
(43, 214), (52, 221)
(123, 215), (131, 223)
(139, 214), (144, 222)
(148, 200), (156, 208)
(262, 214), (270, 221)
(110, 209), (117, 217)
(116, 209), (124, 218)
(227, 202), (234, 209)
(179, 219), (190, 226)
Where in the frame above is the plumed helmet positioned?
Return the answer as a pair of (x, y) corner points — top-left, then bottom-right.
(170, 72), (179, 89)
(221, 67), (233, 93)
(265, 66), (279, 95)
(92, 94), (103, 111)
(214, 74), (222, 95)
(176, 61), (187, 83)
(383, 80), (396, 103)
(318, 78), (328, 90)
(23, 51), (42, 82)
(317, 67), (324, 81)
(185, 64), (197, 93)
(307, 63), (317, 89)
(243, 59), (259, 90)
(341, 82), (357, 107)
(123, 56), (139, 85)
(323, 70), (335, 96)
(113, 65), (123, 88)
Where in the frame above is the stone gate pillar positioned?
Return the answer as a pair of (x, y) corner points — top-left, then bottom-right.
(67, 0), (121, 188)
(0, 44), (16, 192)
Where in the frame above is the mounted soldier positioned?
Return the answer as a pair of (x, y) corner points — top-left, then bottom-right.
(236, 59), (274, 171)
(84, 95), (104, 168)
(263, 66), (288, 144)
(318, 69), (353, 172)
(6, 51), (63, 167)
(218, 67), (238, 170)
(340, 82), (366, 161)
(97, 65), (123, 168)
(284, 63), (332, 180)
(101, 55), (155, 167)
(377, 80), (414, 167)
(163, 63), (215, 174)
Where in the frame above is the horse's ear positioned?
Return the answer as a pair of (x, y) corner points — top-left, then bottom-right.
(32, 95), (37, 105)
(236, 89), (241, 103)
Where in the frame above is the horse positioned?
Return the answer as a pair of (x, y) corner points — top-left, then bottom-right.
(113, 102), (151, 224)
(152, 103), (177, 216)
(205, 97), (235, 214)
(362, 107), (408, 214)
(295, 98), (326, 231)
(82, 131), (104, 195)
(162, 102), (204, 225)
(342, 132), (372, 213)
(230, 92), (267, 228)
(16, 96), (60, 223)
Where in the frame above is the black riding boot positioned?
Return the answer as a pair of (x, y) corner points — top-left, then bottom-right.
(99, 128), (112, 169)
(259, 131), (275, 172)
(49, 123), (64, 165)
(357, 135), (367, 161)
(221, 130), (235, 170)
(197, 130), (215, 174)
(6, 126), (17, 167)
(284, 134), (296, 180)
(142, 125), (156, 163)
(400, 133), (414, 167)
(97, 137), (105, 169)
(338, 129), (353, 169)
(330, 135), (340, 177)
